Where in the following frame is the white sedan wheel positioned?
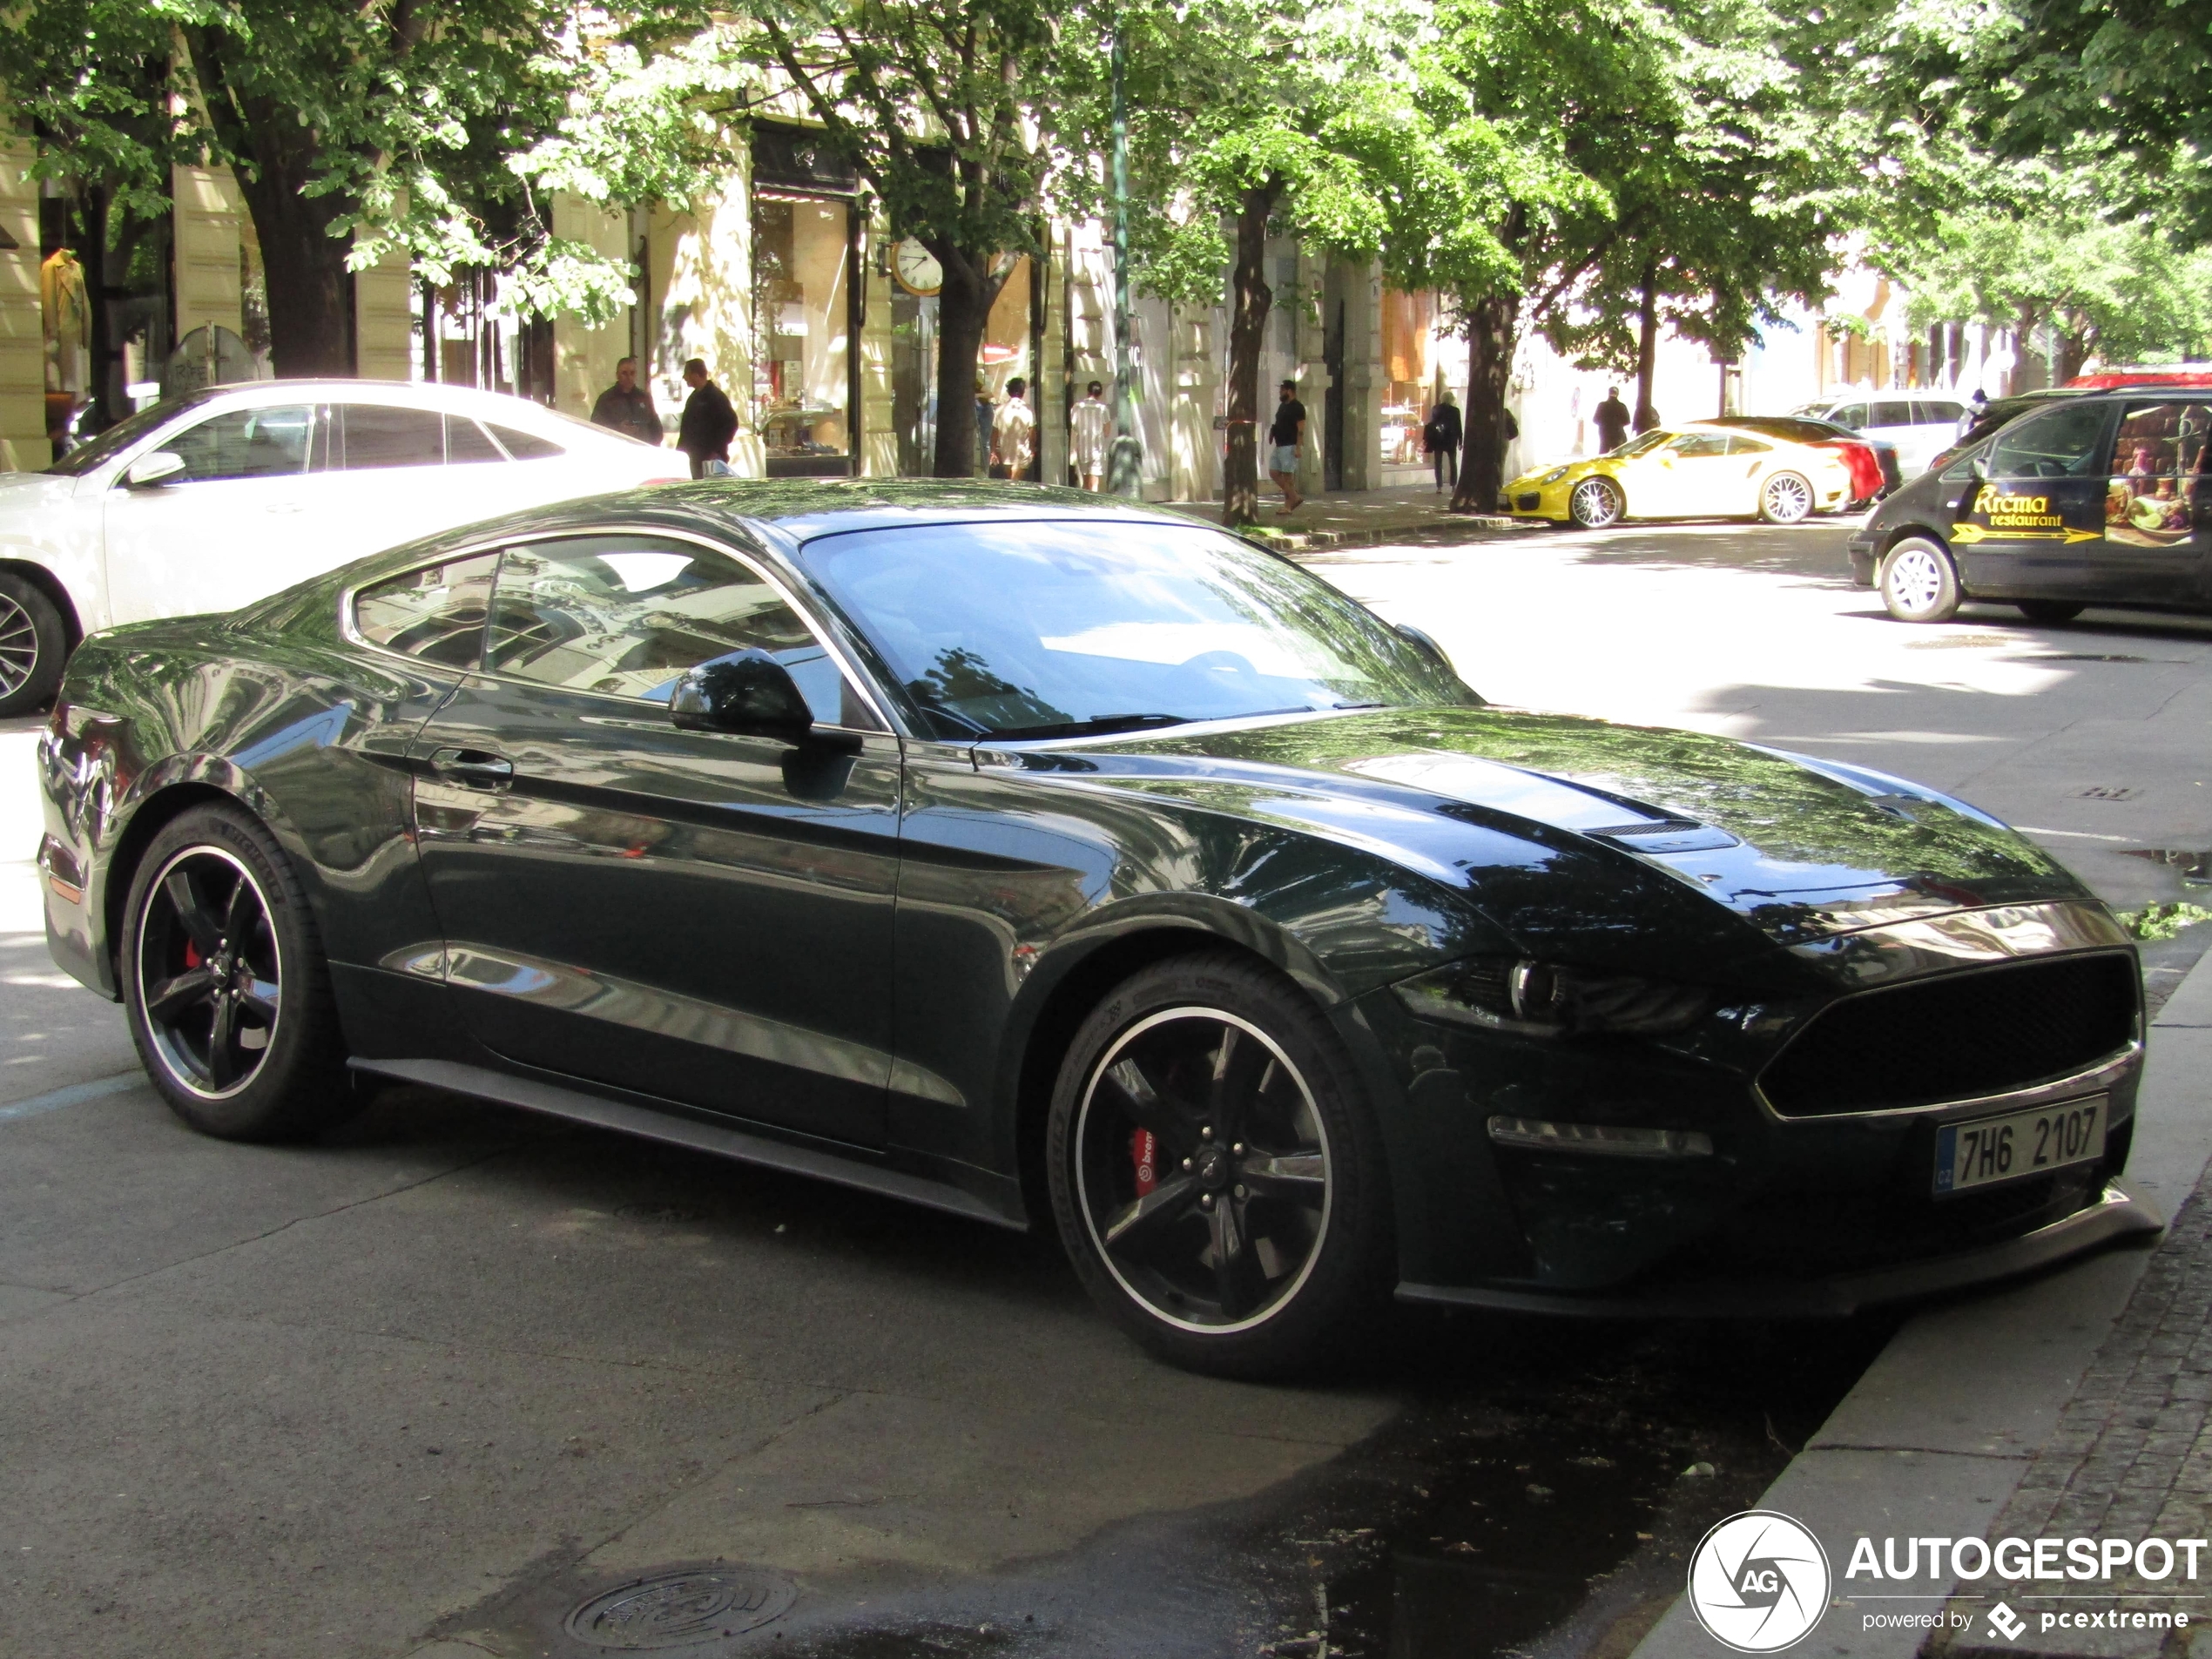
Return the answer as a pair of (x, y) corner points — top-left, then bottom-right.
(1760, 471), (1814, 524)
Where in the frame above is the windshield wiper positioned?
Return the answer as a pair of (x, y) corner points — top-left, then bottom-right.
(988, 712), (1192, 740)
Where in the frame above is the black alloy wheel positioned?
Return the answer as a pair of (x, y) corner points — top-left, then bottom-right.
(0, 571), (67, 718)
(121, 804), (353, 1140)
(1048, 952), (1392, 1378)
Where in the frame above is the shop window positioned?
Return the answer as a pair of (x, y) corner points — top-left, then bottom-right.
(752, 196), (853, 475)
(1380, 289), (1438, 467)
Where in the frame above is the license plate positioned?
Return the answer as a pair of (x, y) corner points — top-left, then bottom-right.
(1935, 1096), (2106, 1196)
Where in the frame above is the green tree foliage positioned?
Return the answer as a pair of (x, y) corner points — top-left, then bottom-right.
(1066, 0), (1410, 523)
(1873, 158), (2212, 379)
(0, 0), (719, 379)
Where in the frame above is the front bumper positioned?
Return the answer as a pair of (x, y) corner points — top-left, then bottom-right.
(1399, 1179), (2160, 1318)
(1847, 525), (1881, 584)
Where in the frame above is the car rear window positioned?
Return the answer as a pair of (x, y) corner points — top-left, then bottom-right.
(489, 424), (563, 461)
(1919, 399), (1964, 422)
(1871, 400), (1915, 427)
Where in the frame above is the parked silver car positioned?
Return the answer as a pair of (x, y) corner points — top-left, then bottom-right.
(1793, 394), (1968, 480)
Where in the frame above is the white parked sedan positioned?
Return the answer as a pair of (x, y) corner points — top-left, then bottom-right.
(0, 380), (686, 714)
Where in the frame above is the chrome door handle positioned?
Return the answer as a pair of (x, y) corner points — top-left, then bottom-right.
(428, 746), (514, 788)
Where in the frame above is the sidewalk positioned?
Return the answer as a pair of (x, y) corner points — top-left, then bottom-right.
(1630, 952), (2212, 1659)
(1163, 483), (1533, 551)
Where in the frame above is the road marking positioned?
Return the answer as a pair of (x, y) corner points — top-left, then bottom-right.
(0, 1071), (145, 1124)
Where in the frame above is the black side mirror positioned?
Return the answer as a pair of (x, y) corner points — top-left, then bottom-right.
(670, 651), (815, 739)
(1394, 623), (1453, 674)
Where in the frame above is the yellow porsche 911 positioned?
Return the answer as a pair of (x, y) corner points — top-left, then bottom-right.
(1506, 421), (1854, 529)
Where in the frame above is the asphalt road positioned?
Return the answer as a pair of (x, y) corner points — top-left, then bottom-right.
(2, 519), (2207, 1659)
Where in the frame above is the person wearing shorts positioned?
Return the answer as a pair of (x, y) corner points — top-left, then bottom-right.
(1269, 381), (1306, 511)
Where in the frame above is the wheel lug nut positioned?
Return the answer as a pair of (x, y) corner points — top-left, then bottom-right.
(1200, 1193), (1214, 1208)
(1182, 1157), (1193, 1171)
(1201, 1126), (1213, 1140)
(1231, 1143), (1244, 1155)
(1234, 1185), (1247, 1199)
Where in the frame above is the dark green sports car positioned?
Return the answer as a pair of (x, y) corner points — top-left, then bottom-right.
(36, 481), (2153, 1375)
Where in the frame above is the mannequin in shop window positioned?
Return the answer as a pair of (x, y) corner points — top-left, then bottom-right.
(41, 248), (89, 401)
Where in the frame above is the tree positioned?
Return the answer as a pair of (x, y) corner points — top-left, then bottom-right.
(0, 0), (713, 381)
(1064, 0), (1408, 523)
(745, 0), (1061, 476)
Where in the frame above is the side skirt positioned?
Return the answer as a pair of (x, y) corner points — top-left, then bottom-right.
(348, 1055), (1023, 1231)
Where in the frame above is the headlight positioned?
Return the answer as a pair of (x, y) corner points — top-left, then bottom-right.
(1541, 466), (1570, 484)
(1393, 958), (1710, 1037)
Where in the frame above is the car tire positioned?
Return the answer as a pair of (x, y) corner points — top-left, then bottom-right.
(1879, 536), (1962, 623)
(1759, 471), (1815, 524)
(119, 802), (355, 1142)
(0, 571), (68, 718)
(1568, 477), (1623, 529)
(2017, 601), (2085, 624)
(1045, 950), (1393, 1379)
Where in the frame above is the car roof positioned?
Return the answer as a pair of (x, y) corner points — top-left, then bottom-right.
(632, 478), (1212, 545)
(182, 378), (590, 425)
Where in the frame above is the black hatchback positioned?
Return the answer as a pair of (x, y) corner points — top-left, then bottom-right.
(1849, 384), (2212, 623)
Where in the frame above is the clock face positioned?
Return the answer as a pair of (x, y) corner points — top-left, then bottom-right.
(894, 238), (943, 297)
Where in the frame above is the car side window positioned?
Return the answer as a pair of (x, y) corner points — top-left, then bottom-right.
(353, 553), (498, 669)
(1723, 435), (1772, 455)
(337, 405), (449, 470)
(1921, 399), (1964, 424)
(2109, 401), (2212, 533)
(1669, 434), (1730, 458)
(1987, 403), (2111, 480)
(486, 535), (884, 728)
(1831, 403), (1869, 428)
(447, 416), (505, 464)
(1871, 400), (1915, 427)
(157, 405), (317, 483)
(488, 424), (563, 461)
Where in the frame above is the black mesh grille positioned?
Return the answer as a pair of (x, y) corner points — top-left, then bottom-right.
(1515, 492), (1541, 511)
(1762, 953), (2137, 1116)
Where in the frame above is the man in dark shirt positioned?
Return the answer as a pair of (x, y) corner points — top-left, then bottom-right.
(1424, 392), (1462, 491)
(1595, 385), (1632, 454)
(678, 358), (738, 478)
(1269, 380), (1306, 512)
(590, 357), (663, 446)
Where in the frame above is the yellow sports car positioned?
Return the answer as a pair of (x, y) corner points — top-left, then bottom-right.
(1506, 422), (1854, 528)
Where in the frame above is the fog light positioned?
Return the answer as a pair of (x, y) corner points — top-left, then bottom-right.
(1487, 1116), (1714, 1158)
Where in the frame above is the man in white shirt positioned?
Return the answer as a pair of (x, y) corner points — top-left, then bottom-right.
(1070, 380), (1110, 490)
(992, 377), (1035, 479)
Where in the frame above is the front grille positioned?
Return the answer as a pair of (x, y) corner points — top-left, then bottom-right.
(1514, 492), (1541, 511)
(1762, 953), (2137, 1116)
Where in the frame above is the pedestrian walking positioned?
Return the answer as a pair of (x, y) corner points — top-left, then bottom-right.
(991, 377), (1035, 480)
(1595, 385), (1632, 455)
(1071, 381), (1111, 490)
(974, 378), (995, 476)
(590, 357), (663, 446)
(1962, 388), (1988, 437)
(1423, 392), (1462, 492)
(677, 358), (738, 478)
(1269, 381), (1306, 513)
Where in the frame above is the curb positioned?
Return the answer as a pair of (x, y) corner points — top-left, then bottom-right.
(1628, 950), (2212, 1659)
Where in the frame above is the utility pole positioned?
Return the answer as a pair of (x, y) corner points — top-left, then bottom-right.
(1107, 19), (1143, 496)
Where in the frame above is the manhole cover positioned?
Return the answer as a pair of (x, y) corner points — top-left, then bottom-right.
(564, 1568), (797, 1649)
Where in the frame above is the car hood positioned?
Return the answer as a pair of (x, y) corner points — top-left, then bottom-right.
(0, 471), (78, 516)
(1026, 706), (2086, 953)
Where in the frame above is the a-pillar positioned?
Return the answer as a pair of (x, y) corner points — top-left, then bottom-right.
(0, 142), (44, 471)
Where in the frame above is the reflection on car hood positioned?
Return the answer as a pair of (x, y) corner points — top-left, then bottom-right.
(1040, 706), (2084, 948)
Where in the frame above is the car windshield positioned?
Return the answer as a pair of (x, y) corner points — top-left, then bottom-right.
(797, 517), (1473, 740)
(44, 392), (221, 477)
(1613, 430), (1671, 458)
(1725, 417), (1840, 443)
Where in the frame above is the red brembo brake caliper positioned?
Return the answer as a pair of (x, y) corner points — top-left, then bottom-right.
(183, 941), (202, 968)
(1131, 1130), (1157, 1197)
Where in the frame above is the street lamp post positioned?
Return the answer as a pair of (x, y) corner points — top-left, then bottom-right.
(1107, 20), (1143, 496)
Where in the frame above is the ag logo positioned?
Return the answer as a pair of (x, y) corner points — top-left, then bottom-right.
(1687, 1510), (1832, 1652)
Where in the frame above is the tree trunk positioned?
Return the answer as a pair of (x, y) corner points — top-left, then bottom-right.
(2053, 320), (2090, 385)
(1450, 292), (1520, 515)
(1221, 178), (1282, 528)
(1634, 263), (1660, 432)
(928, 243), (1005, 478)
